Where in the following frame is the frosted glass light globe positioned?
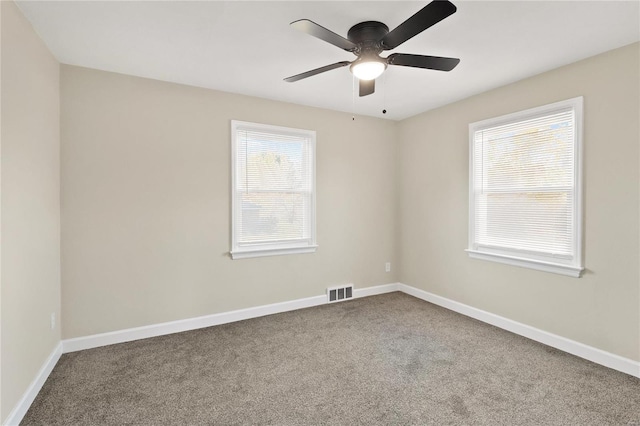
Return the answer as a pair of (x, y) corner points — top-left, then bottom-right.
(351, 61), (386, 81)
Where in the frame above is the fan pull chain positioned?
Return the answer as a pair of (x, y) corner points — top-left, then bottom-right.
(352, 75), (356, 121)
(382, 72), (387, 115)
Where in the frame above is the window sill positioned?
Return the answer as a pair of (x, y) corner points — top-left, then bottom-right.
(465, 249), (583, 278)
(231, 245), (318, 260)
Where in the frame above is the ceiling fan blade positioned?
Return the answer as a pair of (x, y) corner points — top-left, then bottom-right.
(380, 0), (457, 50)
(291, 19), (357, 52)
(284, 61), (351, 83)
(388, 53), (460, 71)
(359, 79), (375, 97)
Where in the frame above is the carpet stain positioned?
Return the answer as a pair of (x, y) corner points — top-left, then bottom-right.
(380, 330), (453, 380)
(450, 395), (471, 418)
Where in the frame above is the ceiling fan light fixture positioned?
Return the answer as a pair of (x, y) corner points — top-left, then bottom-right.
(286, 0), (460, 96)
(350, 60), (386, 81)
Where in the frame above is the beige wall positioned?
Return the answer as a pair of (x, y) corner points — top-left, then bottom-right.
(1, 1), (61, 422)
(398, 43), (640, 361)
(60, 65), (398, 339)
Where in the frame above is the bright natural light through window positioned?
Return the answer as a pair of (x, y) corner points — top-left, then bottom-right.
(231, 120), (317, 259)
(467, 97), (584, 277)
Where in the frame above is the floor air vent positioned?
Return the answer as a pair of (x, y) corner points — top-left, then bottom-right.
(327, 284), (354, 303)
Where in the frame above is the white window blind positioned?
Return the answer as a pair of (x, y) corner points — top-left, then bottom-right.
(467, 97), (583, 277)
(231, 121), (316, 259)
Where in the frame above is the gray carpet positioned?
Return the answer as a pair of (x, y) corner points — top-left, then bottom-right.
(22, 292), (640, 425)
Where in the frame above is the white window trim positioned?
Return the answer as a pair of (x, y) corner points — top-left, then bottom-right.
(230, 120), (317, 260)
(467, 97), (584, 277)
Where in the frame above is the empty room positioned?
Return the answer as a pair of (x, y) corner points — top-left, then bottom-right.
(1, 0), (639, 424)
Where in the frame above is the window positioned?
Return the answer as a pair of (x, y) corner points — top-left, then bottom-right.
(467, 97), (583, 277)
(231, 120), (317, 259)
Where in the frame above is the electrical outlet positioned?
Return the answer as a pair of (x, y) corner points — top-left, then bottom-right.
(50, 312), (56, 330)
(385, 262), (391, 272)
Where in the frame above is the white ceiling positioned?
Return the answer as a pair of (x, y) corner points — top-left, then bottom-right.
(16, 1), (640, 120)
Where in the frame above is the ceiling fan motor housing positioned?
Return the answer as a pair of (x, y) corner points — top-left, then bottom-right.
(347, 21), (389, 53)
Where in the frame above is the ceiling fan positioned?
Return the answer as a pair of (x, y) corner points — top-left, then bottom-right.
(284, 0), (460, 97)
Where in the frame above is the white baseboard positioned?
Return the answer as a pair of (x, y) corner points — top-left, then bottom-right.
(398, 283), (640, 378)
(354, 282), (399, 298)
(3, 342), (62, 426)
(63, 294), (324, 353)
(62, 283), (399, 353)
